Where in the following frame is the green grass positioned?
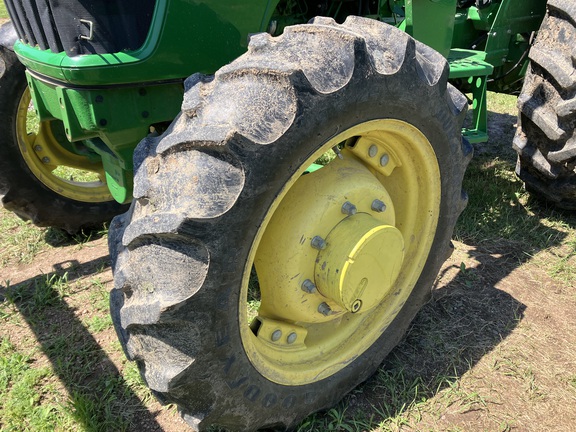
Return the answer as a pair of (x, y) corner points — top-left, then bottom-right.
(0, 207), (102, 268)
(0, 2), (8, 20)
(1, 254), (154, 431)
(0, 337), (72, 430)
(0, 212), (47, 267)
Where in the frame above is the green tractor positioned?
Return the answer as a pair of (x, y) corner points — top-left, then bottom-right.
(0, 0), (573, 430)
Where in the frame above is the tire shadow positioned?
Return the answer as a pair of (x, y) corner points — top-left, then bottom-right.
(0, 255), (166, 431)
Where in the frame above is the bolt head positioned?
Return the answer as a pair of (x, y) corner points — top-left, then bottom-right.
(371, 199), (386, 213)
(341, 201), (357, 216)
(42, 157), (50, 164)
(301, 279), (317, 294)
(380, 154), (389, 167)
(34, 145), (42, 152)
(311, 236), (327, 250)
(287, 332), (297, 344)
(271, 330), (282, 342)
(368, 145), (378, 158)
(318, 302), (332, 316)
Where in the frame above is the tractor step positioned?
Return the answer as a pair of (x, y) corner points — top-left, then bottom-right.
(449, 49), (494, 143)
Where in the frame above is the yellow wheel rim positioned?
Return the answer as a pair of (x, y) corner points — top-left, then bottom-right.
(16, 89), (113, 203)
(240, 119), (442, 385)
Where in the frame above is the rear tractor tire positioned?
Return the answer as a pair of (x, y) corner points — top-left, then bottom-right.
(0, 43), (127, 233)
(109, 16), (471, 431)
(514, 0), (576, 209)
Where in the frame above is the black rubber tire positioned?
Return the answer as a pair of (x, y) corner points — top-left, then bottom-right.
(0, 45), (127, 233)
(513, 0), (576, 209)
(109, 16), (471, 431)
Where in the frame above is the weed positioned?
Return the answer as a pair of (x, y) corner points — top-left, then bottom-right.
(68, 376), (130, 432)
(0, 209), (47, 267)
(85, 314), (113, 332)
(4, 273), (70, 312)
(0, 337), (67, 431)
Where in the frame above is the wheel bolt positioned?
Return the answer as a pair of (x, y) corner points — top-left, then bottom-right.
(287, 332), (297, 344)
(318, 302), (332, 316)
(341, 201), (357, 216)
(332, 145), (343, 160)
(368, 145), (378, 158)
(271, 330), (282, 342)
(311, 236), (327, 250)
(42, 157), (50, 164)
(371, 199), (386, 213)
(34, 145), (42, 152)
(301, 279), (317, 294)
(380, 154), (390, 167)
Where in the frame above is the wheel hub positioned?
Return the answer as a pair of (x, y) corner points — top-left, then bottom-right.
(254, 151), (399, 324)
(315, 214), (404, 313)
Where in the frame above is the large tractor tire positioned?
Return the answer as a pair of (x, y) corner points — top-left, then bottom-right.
(109, 16), (471, 431)
(514, 0), (576, 209)
(0, 43), (127, 233)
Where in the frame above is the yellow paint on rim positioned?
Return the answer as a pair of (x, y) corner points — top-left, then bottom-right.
(16, 89), (113, 203)
(240, 119), (441, 385)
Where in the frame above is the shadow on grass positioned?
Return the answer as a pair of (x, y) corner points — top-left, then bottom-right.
(43, 225), (109, 248)
(0, 254), (164, 431)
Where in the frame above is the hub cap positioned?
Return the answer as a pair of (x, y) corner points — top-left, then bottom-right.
(315, 214), (404, 313)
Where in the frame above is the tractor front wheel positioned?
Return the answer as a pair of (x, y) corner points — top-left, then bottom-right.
(0, 44), (127, 233)
(109, 16), (471, 431)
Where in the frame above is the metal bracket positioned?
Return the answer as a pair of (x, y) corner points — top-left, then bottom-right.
(79, 19), (94, 41)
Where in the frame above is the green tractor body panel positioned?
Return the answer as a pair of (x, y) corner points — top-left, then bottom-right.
(7, 0), (547, 203)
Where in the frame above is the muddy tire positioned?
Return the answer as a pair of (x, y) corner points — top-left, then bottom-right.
(0, 44), (127, 233)
(513, 0), (576, 209)
(109, 17), (471, 431)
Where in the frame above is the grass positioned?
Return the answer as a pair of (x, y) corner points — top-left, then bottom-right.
(1, 91), (576, 431)
(0, 2), (7, 20)
(1, 252), (155, 431)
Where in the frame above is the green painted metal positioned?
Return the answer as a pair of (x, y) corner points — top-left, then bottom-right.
(8, 0), (549, 203)
(15, 0), (278, 84)
(404, 0), (458, 58)
(448, 49), (493, 143)
(25, 71), (184, 202)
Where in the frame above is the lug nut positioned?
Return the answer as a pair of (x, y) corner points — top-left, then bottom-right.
(371, 199), (386, 213)
(34, 145), (42, 152)
(287, 332), (297, 344)
(368, 145), (378, 158)
(301, 279), (317, 294)
(42, 157), (50, 164)
(318, 302), (332, 316)
(271, 330), (282, 342)
(341, 201), (357, 216)
(380, 154), (390, 167)
(311, 236), (327, 250)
